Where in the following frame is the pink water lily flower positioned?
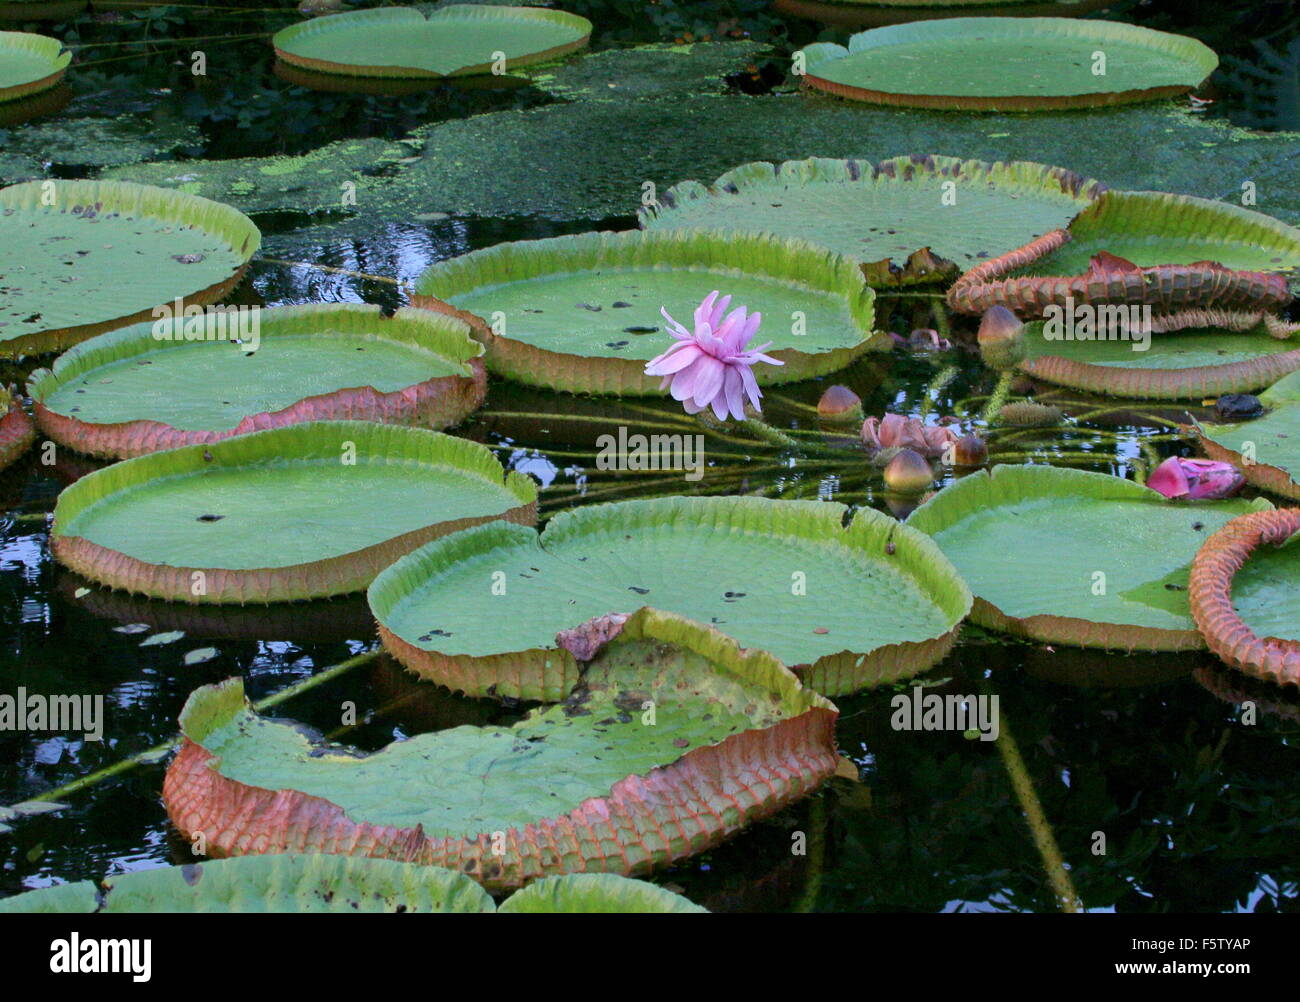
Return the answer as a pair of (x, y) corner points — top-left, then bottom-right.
(1146, 457), (1245, 500)
(861, 413), (959, 459)
(644, 291), (783, 421)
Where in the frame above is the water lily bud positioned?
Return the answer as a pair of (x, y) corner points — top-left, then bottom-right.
(883, 448), (933, 493)
(952, 434), (988, 467)
(817, 384), (862, 421)
(978, 305), (1025, 370)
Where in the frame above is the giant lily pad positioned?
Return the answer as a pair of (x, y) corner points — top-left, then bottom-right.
(163, 610), (839, 890)
(28, 304), (487, 459)
(272, 5), (591, 80)
(0, 179), (260, 357)
(0, 857), (704, 912)
(773, 0), (1119, 29)
(641, 156), (1104, 287)
(798, 18), (1218, 110)
(1016, 320), (1300, 400)
(1197, 370), (1300, 500)
(413, 229), (882, 395)
(496, 873), (706, 913)
(0, 854), (496, 913)
(907, 465), (1270, 650)
(50, 421), (538, 604)
(1189, 508), (1300, 688)
(949, 190), (1300, 324)
(369, 495), (972, 699)
(0, 31), (67, 103)
(0, 383), (34, 472)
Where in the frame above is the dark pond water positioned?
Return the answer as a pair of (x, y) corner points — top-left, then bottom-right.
(0, 0), (1297, 912)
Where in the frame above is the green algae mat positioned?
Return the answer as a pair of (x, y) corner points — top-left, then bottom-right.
(642, 156), (1104, 286)
(28, 304), (487, 459)
(369, 495), (972, 700)
(0, 30), (67, 103)
(0, 179), (259, 357)
(415, 229), (881, 394)
(164, 611), (837, 891)
(51, 421), (537, 604)
(273, 5), (591, 80)
(799, 18), (1218, 110)
(907, 465), (1270, 650)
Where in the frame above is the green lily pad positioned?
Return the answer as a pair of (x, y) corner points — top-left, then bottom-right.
(0, 382), (34, 471)
(0, 31), (68, 103)
(1197, 370), (1300, 500)
(0, 854), (497, 913)
(907, 465), (1270, 650)
(497, 873), (707, 913)
(369, 495), (972, 700)
(774, 0), (1118, 29)
(0, 179), (260, 358)
(50, 420), (538, 604)
(1018, 321), (1300, 400)
(164, 610), (838, 890)
(0, 857), (704, 912)
(28, 304), (487, 459)
(414, 228), (881, 395)
(642, 155), (1104, 286)
(273, 5), (591, 80)
(799, 17), (1218, 110)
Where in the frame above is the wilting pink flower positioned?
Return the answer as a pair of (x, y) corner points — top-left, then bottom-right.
(645, 291), (783, 421)
(861, 413), (959, 459)
(1146, 457), (1245, 500)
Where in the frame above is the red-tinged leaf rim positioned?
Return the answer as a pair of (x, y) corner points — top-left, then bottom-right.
(0, 179), (261, 358)
(1195, 370), (1300, 500)
(949, 190), (1300, 322)
(27, 304), (487, 459)
(798, 18), (1218, 111)
(772, 0), (1118, 29)
(1015, 316), (1300, 401)
(0, 384), (34, 472)
(907, 464), (1272, 650)
(272, 5), (591, 81)
(0, 30), (68, 102)
(50, 420), (537, 604)
(368, 494), (972, 700)
(163, 608), (839, 891)
(640, 155), (1105, 288)
(1189, 508), (1300, 688)
(413, 228), (882, 395)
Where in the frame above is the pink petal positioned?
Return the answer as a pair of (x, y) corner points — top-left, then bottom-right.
(723, 367), (745, 420)
(645, 342), (702, 376)
(690, 356), (726, 408)
(1147, 457), (1192, 499)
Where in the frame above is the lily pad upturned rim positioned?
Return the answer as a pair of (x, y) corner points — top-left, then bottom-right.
(640, 154), (1106, 288)
(0, 384), (34, 472)
(0, 179), (261, 357)
(27, 304), (488, 460)
(496, 872), (707, 913)
(0, 30), (69, 103)
(272, 5), (593, 80)
(369, 494), (973, 700)
(772, 0), (1119, 29)
(798, 17), (1219, 111)
(413, 228), (882, 396)
(1016, 318), (1300, 401)
(1196, 370), (1300, 500)
(1189, 507), (1300, 688)
(948, 190), (1299, 319)
(907, 464), (1272, 651)
(50, 420), (538, 604)
(163, 609), (839, 892)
